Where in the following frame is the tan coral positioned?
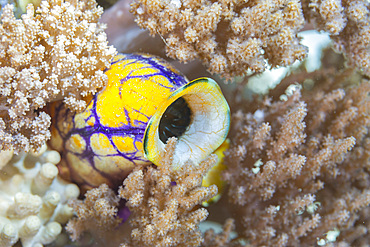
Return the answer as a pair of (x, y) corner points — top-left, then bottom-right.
(118, 137), (218, 246)
(304, 0), (370, 77)
(201, 218), (235, 247)
(66, 183), (122, 242)
(0, 0), (116, 153)
(131, 0), (370, 79)
(131, 0), (308, 79)
(222, 61), (369, 245)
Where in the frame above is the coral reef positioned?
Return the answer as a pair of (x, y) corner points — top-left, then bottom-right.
(221, 63), (369, 245)
(0, 0), (116, 153)
(0, 146), (80, 247)
(0, 0), (369, 246)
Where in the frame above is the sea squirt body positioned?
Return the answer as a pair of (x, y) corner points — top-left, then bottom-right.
(49, 53), (230, 191)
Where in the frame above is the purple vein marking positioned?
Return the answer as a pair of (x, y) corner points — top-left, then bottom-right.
(125, 54), (188, 88)
(55, 54), (188, 188)
(56, 94), (147, 184)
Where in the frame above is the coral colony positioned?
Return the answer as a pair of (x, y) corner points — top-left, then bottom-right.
(0, 0), (116, 153)
(0, 0), (369, 246)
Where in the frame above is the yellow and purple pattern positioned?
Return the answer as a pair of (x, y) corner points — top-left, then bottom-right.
(49, 53), (230, 191)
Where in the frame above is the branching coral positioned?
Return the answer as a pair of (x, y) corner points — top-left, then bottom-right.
(119, 137), (218, 246)
(0, 0), (116, 153)
(130, 0), (308, 79)
(130, 0), (370, 80)
(222, 62), (369, 245)
(303, 0), (370, 77)
(65, 137), (218, 246)
(0, 146), (80, 247)
(201, 218), (235, 247)
(66, 183), (122, 243)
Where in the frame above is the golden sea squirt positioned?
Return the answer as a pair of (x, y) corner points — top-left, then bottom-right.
(49, 53), (230, 191)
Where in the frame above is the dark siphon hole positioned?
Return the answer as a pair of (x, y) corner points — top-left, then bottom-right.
(158, 97), (192, 143)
